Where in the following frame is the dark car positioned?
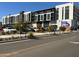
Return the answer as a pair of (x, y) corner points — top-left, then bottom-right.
(25, 27), (35, 32)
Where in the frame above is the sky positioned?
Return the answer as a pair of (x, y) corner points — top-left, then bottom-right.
(0, 2), (78, 22)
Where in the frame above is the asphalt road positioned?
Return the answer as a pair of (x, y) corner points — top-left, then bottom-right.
(0, 31), (79, 57)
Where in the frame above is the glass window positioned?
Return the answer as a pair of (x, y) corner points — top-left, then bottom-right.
(65, 6), (69, 19)
(56, 8), (59, 20)
(44, 14), (46, 21)
(40, 15), (44, 21)
(62, 7), (64, 19)
(51, 13), (55, 21)
(46, 14), (51, 20)
(35, 15), (38, 21)
(38, 15), (40, 21)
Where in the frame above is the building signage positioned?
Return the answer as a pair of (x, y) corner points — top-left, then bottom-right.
(61, 21), (70, 28)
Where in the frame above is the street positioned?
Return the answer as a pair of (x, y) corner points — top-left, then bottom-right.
(0, 31), (79, 57)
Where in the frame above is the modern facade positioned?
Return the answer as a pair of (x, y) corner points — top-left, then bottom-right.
(31, 8), (56, 29)
(2, 11), (32, 27)
(56, 3), (79, 30)
(2, 2), (79, 30)
(2, 14), (16, 27)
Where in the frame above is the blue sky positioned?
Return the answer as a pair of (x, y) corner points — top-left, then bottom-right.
(0, 2), (78, 21)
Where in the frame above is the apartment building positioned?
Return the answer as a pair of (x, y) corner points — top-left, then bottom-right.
(2, 11), (32, 27)
(2, 14), (15, 27)
(31, 8), (56, 29)
(2, 3), (79, 30)
(2, 8), (56, 29)
(56, 3), (79, 30)
(24, 12), (32, 27)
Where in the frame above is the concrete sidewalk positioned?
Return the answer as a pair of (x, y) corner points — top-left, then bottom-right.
(0, 32), (51, 39)
(0, 31), (71, 39)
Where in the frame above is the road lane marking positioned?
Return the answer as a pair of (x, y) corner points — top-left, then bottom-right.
(70, 41), (79, 44)
(0, 41), (52, 57)
(0, 39), (31, 45)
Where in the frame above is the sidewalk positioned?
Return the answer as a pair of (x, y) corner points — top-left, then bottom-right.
(0, 32), (51, 39)
(0, 31), (71, 39)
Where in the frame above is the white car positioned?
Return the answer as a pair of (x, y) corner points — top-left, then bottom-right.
(3, 27), (16, 33)
(32, 27), (38, 32)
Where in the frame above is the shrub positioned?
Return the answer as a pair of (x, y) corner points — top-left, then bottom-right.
(37, 27), (45, 32)
(70, 27), (73, 30)
(1, 32), (5, 35)
(48, 26), (52, 32)
(52, 25), (57, 31)
(5, 31), (10, 34)
(52, 25), (57, 34)
(59, 26), (66, 32)
(11, 31), (17, 34)
(28, 32), (36, 39)
(0, 39), (3, 41)
(13, 22), (28, 33)
(48, 25), (58, 35)
(37, 23), (42, 29)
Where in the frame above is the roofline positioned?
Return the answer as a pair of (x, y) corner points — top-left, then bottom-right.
(32, 7), (55, 13)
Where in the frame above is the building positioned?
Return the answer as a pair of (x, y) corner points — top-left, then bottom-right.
(31, 8), (56, 29)
(2, 8), (56, 29)
(2, 2), (79, 30)
(56, 3), (79, 30)
(2, 11), (32, 27)
(0, 22), (2, 28)
(24, 12), (32, 27)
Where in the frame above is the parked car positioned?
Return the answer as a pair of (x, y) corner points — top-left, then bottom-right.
(33, 28), (38, 32)
(3, 27), (17, 33)
(25, 27), (35, 32)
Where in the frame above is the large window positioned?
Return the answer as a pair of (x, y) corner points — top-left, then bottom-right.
(44, 14), (46, 21)
(5, 17), (7, 24)
(35, 15), (38, 21)
(51, 13), (55, 21)
(56, 8), (59, 20)
(65, 6), (69, 19)
(62, 7), (64, 19)
(46, 14), (51, 21)
(40, 15), (44, 21)
(38, 15), (40, 21)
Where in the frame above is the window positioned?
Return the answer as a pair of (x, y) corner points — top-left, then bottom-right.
(46, 14), (51, 21)
(44, 22), (49, 27)
(51, 13), (55, 21)
(65, 6), (69, 19)
(51, 13), (56, 23)
(44, 14), (46, 21)
(62, 7), (64, 19)
(40, 15), (44, 21)
(38, 15), (40, 21)
(56, 8), (59, 20)
(28, 13), (31, 22)
(35, 15), (38, 21)
(5, 17), (7, 24)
